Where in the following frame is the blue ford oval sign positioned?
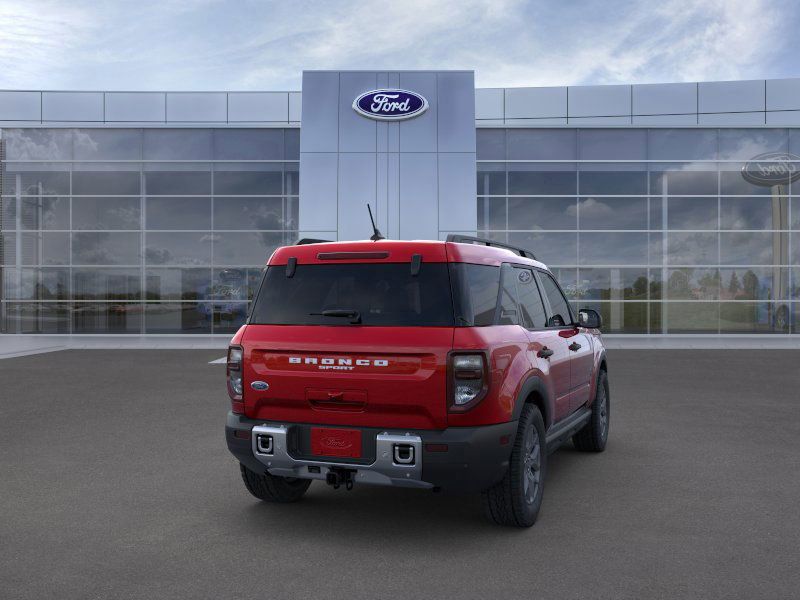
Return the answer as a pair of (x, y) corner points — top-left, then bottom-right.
(353, 89), (428, 121)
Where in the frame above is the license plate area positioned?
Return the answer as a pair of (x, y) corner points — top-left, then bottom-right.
(310, 427), (362, 459)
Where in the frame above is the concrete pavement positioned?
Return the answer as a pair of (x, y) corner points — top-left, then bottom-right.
(1, 349), (799, 599)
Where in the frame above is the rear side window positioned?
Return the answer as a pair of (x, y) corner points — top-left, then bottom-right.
(250, 263), (454, 326)
(497, 264), (520, 325)
(514, 268), (548, 329)
(538, 272), (573, 327)
(449, 263), (500, 326)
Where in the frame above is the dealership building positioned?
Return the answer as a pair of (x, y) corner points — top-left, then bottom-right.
(1, 70), (799, 342)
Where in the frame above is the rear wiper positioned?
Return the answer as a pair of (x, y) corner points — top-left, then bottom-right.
(310, 309), (362, 324)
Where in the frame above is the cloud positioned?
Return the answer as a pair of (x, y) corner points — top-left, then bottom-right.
(568, 197), (613, 219)
(0, 0), (795, 90)
(0, 1), (95, 87)
(237, 0), (523, 88)
(468, 0), (791, 87)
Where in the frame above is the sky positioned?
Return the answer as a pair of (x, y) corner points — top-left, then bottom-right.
(0, 0), (798, 91)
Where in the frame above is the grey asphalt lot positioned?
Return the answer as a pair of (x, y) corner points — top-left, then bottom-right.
(1, 349), (799, 600)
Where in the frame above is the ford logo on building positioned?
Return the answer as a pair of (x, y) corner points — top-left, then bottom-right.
(742, 152), (800, 186)
(353, 89), (428, 121)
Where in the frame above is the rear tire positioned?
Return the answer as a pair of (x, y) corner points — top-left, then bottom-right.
(482, 404), (546, 527)
(239, 463), (312, 503)
(572, 370), (609, 452)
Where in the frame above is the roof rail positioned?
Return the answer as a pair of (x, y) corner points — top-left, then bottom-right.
(296, 238), (333, 245)
(446, 234), (536, 260)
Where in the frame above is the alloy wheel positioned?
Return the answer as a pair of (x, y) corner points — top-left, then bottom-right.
(522, 425), (542, 505)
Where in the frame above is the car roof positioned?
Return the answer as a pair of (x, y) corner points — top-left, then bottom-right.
(268, 239), (549, 271)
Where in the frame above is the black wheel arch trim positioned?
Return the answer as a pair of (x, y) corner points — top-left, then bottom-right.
(598, 348), (608, 371)
(596, 348), (608, 393)
(511, 374), (554, 430)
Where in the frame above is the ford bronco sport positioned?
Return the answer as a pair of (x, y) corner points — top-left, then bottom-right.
(225, 234), (609, 527)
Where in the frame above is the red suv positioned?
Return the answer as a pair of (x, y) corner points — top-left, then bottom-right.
(225, 235), (609, 527)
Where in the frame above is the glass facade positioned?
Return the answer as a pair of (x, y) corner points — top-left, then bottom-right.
(0, 128), (299, 334)
(1, 125), (798, 335)
(478, 128), (800, 334)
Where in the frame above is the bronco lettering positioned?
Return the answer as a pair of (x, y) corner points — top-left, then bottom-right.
(288, 356), (388, 367)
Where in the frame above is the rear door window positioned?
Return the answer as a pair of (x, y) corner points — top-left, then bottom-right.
(537, 271), (573, 327)
(514, 268), (548, 329)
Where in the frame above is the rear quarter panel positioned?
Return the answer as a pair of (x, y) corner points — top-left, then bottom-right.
(587, 330), (607, 403)
(449, 326), (532, 427)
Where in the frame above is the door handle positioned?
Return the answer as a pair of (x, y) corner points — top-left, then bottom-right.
(568, 342), (582, 352)
(537, 347), (554, 359)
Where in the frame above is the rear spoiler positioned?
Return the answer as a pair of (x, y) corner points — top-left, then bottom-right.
(296, 238), (333, 245)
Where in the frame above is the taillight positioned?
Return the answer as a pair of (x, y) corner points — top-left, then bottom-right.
(448, 352), (489, 412)
(227, 345), (244, 413)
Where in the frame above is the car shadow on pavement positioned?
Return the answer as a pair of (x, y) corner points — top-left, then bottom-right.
(232, 447), (583, 542)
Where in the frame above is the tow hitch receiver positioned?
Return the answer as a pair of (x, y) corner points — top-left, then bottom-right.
(326, 467), (357, 490)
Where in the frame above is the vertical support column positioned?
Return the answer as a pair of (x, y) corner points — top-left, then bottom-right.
(772, 183), (789, 331)
(299, 71), (340, 241)
(437, 71), (477, 239)
(661, 176), (668, 334)
(15, 174), (22, 333)
(299, 70), (477, 242)
(375, 72), (390, 236)
(610, 268), (622, 331)
(140, 162), (146, 335)
(0, 137), (6, 332)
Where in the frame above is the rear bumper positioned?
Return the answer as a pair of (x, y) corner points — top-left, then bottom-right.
(226, 412), (517, 493)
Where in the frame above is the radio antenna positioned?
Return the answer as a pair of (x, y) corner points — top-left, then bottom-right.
(367, 204), (385, 241)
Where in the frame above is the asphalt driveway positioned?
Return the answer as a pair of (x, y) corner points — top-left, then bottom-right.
(1, 349), (799, 599)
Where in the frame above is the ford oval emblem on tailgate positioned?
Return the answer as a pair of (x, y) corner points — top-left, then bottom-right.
(251, 381), (269, 391)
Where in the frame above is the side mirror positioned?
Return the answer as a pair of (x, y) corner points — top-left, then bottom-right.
(578, 308), (602, 329)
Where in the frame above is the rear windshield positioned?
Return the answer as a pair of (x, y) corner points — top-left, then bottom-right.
(250, 263), (455, 326)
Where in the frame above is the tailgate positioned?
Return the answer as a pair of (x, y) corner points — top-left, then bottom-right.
(242, 325), (453, 429)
